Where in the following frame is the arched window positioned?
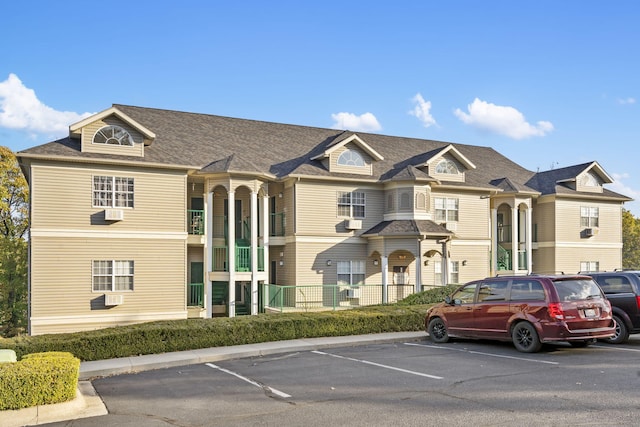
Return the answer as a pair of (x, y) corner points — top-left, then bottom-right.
(435, 158), (459, 174)
(583, 172), (599, 187)
(387, 193), (395, 212)
(400, 192), (411, 209)
(337, 149), (365, 167)
(93, 125), (134, 146)
(416, 193), (426, 210)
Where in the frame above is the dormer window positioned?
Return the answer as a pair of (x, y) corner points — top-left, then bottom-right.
(337, 149), (365, 167)
(93, 125), (134, 146)
(435, 159), (459, 174)
(583, 171), (599, 187)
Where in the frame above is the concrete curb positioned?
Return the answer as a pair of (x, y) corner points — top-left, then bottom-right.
(79, 331), (427, 380)
(1, 331), (427, 426)
(0, 381), (107, 427)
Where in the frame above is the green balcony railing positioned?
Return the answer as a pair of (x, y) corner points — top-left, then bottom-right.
(212, 246), (265, 272)
(188, 210), (205, 235)
(270, 212), (285, 237)
(187, 282), (204, 306)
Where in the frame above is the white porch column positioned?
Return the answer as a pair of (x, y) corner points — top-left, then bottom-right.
(511, 205), (519, 272)
(415, 239), (423, 293)
(205, 187), (213, 318)
(441, 239), (449, 286)
(262, 193), (270, 309)
(228, 190), (236, 317)
(491, 208), (497, 275)
(250, 190), (258, 315)
(526, 206), (533, 273)
(381, 255), (389, 304)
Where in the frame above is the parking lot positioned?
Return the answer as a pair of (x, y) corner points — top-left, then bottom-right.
(47, 337), (640, 426)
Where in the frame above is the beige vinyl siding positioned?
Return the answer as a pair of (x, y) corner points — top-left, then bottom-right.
(330, 144), (373, 175)
(292, 240), (369, 285)
(449, 242), (491, 283)
(432, 191), (490, 239)
(554, 199), (622, 244)
(555, 246), (621, 274)
(31, 163), (185, 232)
(295, 180), (383, 235)
(532, 247), (557, 274)
(532, 199), (556, 243)
(81, 117), (144, 157)
(30, 236), (186, 334)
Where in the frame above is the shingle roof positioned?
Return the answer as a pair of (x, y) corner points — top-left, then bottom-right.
(362, 220), (454, 238)
(16, 104), (630, 201)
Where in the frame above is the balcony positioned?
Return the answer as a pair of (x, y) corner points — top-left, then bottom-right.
(212, 246), (265, 272)
(188, 210), (204, 235)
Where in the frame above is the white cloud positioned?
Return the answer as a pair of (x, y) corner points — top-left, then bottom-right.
(617, 97), (636, 105)
(409, 93), (437, 128)
(0, 73), (93, 136)
(330, 112), (382, 132)
(610, 173), (640, 217)
(454, 98), (553, 140)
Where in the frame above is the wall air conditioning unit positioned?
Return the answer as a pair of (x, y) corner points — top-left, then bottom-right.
(104, 209), (124, 221)
(585, 228), (598, 237)
(345, 219), (362, 230)
(105, 294), (123, 306)
(346, 287), (360, 298)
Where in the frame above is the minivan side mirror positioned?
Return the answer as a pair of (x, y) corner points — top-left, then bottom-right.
(444, 296), (452, 304)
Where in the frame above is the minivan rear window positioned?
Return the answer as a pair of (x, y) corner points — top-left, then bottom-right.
(509, 280), (545, 301)
(554, 279), (603, 301)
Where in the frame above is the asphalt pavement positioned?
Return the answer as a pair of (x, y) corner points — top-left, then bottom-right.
(0, 331), (426, 427)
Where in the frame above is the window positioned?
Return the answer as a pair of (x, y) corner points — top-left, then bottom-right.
(93, 125), (134, 146)
(435, 159), (459, 174)
(337, 191), (365, 218)
(451, 283), (476, 304)
(477, 281), (508, 302)
(510, 280), (546, 301)
(580, 207), (599, 227)
(337, 260), (365, 286)
(386, 193), (395, 212)
(580, 261), (599, 272)
(93, 260), (134, 291)
(399, 192), (411, 210)
(436, 260), (459, 285)
(583, 171), (599, 187)
(337, 149), (365, 167)
(93, 176), (134, 208)
(435, 197), (459, 221)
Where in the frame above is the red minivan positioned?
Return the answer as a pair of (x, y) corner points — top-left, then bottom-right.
(425, 275), (616, 352)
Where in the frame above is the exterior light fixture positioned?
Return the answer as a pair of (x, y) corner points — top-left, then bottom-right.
(373, 259), (379, 266)
(326, 260), (332, 266)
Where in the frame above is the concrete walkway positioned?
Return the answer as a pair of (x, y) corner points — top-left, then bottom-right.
(0, 331), (426, 426)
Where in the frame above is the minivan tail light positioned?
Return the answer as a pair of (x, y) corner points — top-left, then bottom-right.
(636, 296), (640, 310)
(548, 302), (564, 320)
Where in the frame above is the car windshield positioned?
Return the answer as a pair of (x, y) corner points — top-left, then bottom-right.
(554, 279), (603, 301)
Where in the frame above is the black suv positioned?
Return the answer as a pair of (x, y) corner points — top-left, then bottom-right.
(584, 271), (640, 343)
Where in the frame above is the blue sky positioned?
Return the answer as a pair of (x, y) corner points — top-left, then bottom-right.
(1, 1), (639, 215)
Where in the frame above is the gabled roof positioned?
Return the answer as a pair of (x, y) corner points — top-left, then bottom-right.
(427, 144), (476, 170)
(310, 132), (384, 162)
(526, 162), (628, 199)
(69, 106), (156, 143)
(16, 104), (631, 202)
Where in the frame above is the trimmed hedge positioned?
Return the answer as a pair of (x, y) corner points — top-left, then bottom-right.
(0, 352), (80, 410)
(0, 305), (430, 362)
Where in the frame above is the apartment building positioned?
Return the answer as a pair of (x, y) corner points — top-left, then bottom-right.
(17, 105), (631, 334)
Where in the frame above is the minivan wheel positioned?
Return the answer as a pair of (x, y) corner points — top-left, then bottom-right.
(603, 315), (629, 344)
(428, 317), (449, 343)
(511, 322), (542, 353)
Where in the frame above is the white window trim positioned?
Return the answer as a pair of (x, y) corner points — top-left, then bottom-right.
(93, 175), (135, 208)
(337, 149), (365, 167)
(580, 206), (599, 227)
(337, 191), (366, 218)
(93, 125), (135, 146)
(435, 197), (459, 222)
(337, 260), (365, 286)
(92, 260), (134, 292)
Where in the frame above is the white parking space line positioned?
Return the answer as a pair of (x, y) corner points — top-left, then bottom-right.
(404, 342), (559, 365)
(593, 345), (640, 353)
(205, 363), (292, 398)
(311, 350), (443, 379)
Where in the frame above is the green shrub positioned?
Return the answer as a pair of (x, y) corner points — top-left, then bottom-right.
(0, 305), (429, 362)
(397, 284), (459, 305)
(0, 351), (80, 410)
